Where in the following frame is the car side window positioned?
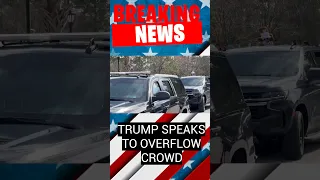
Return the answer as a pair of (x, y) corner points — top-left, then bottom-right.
(313, 52), (320, 67)
(161, 80), (175, 96)
(211, 54), (243, 115)
(304, 52), (316, 70)
(152, 82), (161, 95)
(169, 77), (185, 96)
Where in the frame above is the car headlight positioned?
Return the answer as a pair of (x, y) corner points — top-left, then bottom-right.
(261, 90), (288, 99)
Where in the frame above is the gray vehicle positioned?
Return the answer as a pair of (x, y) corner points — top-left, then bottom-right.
(110, 72), (190, 113)
(181, 76), (210, 112)
(227, 45), (320, 160)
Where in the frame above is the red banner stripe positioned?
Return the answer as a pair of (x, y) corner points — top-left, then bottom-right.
(185, 156), (210, 180)
(112, 22), (202, 47)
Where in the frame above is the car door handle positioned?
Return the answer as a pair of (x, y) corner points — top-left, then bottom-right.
(211, 126), (221, 134)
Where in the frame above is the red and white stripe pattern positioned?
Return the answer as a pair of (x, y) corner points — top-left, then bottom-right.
(110, 113), (210, 180)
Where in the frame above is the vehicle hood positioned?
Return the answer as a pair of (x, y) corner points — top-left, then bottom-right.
(237, 76), (296, 92)
(110, 101), (148, 113)
(0, 124), (109, 163)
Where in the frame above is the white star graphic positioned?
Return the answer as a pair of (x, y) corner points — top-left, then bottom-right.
(163, 0), (175, 6)
(126, 0), (137, 6)
(181, 48), (194, 56)
(202, 142), (210, 151)
(183, 160), (194, 169)
(202, 31), (210, 42)
(110, 120), (118, 133)
(110, 48), (120, 56)
(199, 0), (210, 9)
(110, 13), (117, 25)
(143, 48), (158, 56)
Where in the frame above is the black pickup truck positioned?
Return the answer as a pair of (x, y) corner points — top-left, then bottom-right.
(227, 45), (320, 160)
(211, 45), (256, 163)
(110, 72), (190, 113)
(0, 33), (109, 163)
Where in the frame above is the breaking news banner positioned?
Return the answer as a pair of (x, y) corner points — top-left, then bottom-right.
(110, 0), (210, 56)
(110, 113), (210, 180)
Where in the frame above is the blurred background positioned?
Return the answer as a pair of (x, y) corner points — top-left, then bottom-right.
(110, 56), (210, 77)
(0, 0), (109, 33)
(212, 0), (320, 47)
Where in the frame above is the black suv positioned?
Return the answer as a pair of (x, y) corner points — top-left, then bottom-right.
(0, 33), (109, 163)
(110, 72), (190, 113)
(227, 45), (320, 160)
(211, 45), (256, 163)
(181, 76), (210, 112)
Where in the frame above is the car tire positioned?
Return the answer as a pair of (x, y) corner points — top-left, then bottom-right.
(281, 111), (304, 160)
(198, 96), (205, 112)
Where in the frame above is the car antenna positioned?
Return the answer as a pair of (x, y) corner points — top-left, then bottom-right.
(85, 38), (98, 54)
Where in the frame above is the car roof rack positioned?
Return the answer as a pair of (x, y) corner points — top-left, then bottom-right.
(110, 71), (151, 77)
(0, 32), (110, 53)
(0, 32), (109, 42)
(154, 74), (178, 78)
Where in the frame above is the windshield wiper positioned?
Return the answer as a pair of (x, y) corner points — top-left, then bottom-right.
(0, 117), (78, 129)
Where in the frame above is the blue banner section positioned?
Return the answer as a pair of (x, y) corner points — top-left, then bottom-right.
(172, 142), (210, 180)
(110, 113), (135, 136)
(0, 164), (57, 180)
(110, 0), (210, 56)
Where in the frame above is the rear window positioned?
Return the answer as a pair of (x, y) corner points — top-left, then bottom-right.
(181, 77), (204, 86)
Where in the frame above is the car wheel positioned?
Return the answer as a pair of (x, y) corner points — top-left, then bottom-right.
(282, 111), (304, 160)
(198, 96), (205, 112)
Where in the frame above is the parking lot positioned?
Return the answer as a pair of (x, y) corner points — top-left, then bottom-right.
(258, 138), (320, 163)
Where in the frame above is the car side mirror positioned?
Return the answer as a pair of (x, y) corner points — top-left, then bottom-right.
(152, 91), (170, 102)
(307, 68), (320, 84)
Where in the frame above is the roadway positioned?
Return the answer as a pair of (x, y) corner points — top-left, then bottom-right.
(257, 139), (320, 163)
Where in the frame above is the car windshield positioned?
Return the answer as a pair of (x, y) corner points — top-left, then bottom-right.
(0, 49), (108, 118)
(110, 78), (148, 102)
(181, 77), (204, 86)
(227, 51), (300, 77)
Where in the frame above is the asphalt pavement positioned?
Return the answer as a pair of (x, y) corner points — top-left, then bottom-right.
(257, 139), (320, 163)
